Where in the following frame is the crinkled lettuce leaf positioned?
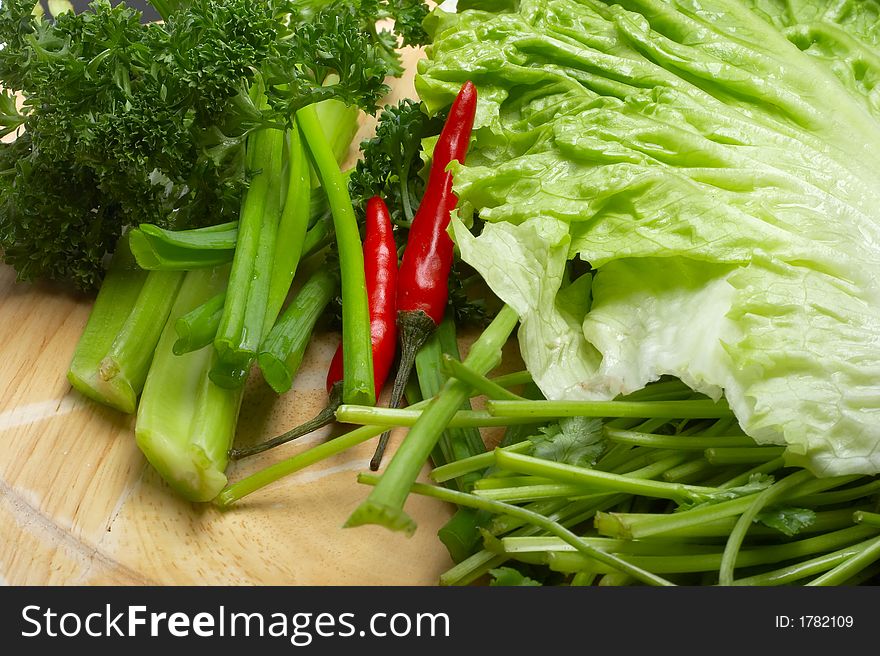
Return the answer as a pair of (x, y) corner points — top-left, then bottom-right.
(426, 0), (880, 475)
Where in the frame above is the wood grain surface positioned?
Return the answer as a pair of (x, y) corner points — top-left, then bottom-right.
(0, 46), (510, 586)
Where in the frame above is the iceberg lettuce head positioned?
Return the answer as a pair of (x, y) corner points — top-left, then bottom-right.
(421, 0), (880, 475)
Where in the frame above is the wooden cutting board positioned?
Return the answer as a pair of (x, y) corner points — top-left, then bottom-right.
(0, 46), (512, 586)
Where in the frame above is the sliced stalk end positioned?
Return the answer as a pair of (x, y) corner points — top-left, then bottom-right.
(136, 427), (230, 503)
(257, 352), (294, 394)
(209, 348), (252, 389)
(67, 368), (138, 415)
(344, 498), (418, 537)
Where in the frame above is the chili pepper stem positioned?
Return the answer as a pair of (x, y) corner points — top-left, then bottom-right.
(370, 309), (438, 470)
(229, 383), (344, 460)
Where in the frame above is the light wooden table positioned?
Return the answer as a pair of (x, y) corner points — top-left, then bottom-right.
(0, 47), (482, 586)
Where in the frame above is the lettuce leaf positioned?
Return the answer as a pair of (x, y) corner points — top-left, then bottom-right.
(425, 0), (880, 475)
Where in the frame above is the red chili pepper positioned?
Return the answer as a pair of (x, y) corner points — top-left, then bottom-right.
(230, 196), (398, 460)
(370, 80), (478, 470)
(326, 196), (398, 396)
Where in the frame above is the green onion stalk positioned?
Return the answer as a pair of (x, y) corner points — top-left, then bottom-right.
(297, 102), (375, 406)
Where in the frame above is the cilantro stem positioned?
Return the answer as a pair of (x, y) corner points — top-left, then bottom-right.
(440, 551), (508, 586)
(218, 399), (437, 506)
(733, 536), (880, 586)
(486, 398), (733, 420)
(717, 457), (786, 489)
(216, 424), (384, 508)
(335, 405), (542, 428)
(475, 484), (600, 503)
(570, 572), (597, 586)
(806, 534), (880, 586)
(794, 479), (880, 506)
(501, 536), (718, 557)
(345, 305), (519, 535)
(356, 473), (675, 586)
(854, 511), (880, 528)
(430, 442), (533, 484)
(604, 428), (757, 450)
(596, 472), (854, 539)
(546, 525), (879, 575)
(705, 446), (787, 465)
(718, 469), (814, 585)
(495, 450), (717, 503)
(489, 370), (533, 388)
(440, 354), (525, 401)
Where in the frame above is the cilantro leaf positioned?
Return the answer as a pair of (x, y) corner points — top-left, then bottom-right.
(756, 507), (816, 537)
(529, 417), (605, 468)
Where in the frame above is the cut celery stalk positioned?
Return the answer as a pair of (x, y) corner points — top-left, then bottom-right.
(136, 265), (243, 502)
(67, 232), (184, 413)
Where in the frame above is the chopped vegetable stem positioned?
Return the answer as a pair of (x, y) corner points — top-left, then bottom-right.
(718, 469), (814, 585)
(356, 473), (676, 586)
(345, 305), (519, 534)
(486, 399), (733, 420)
(298, 104), (375, 406)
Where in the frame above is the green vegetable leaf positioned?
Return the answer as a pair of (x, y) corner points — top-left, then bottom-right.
(529, 417), (605, 468)
(489, 566), (542, 586)
(0, 0), (408, 289)
(756, 506), (816, 537)
(429, 0), (880, 476)
(349, 99), (446, 227)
